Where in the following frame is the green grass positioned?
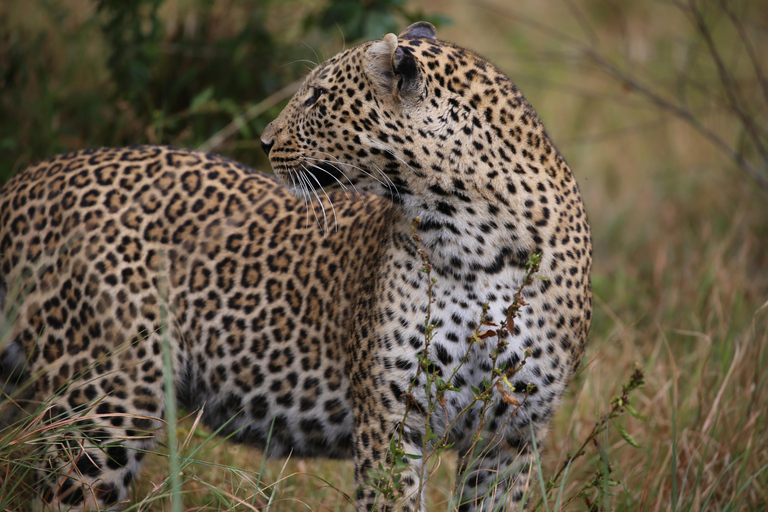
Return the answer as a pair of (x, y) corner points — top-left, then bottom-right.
(2, 0), (768, 510)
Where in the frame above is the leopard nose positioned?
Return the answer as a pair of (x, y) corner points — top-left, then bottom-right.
(260, 138), (274, 156)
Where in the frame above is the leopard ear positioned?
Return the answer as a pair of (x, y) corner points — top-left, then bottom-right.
(398, 21), (437, 40)
(366, 33), (399, 95)
(366, 32), (424, 103)
(391, 45), (420, 98)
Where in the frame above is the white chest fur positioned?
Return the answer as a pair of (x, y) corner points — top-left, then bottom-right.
(371, 228), (572, 449)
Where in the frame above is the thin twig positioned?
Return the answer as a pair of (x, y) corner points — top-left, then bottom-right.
(719, 0), (768, 110)
(198, 79), (302, 153)
(683, 0), (768, 176)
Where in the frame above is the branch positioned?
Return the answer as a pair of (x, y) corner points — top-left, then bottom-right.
(198, 79), (302, 153)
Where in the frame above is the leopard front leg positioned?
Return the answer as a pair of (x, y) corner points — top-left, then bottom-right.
(349, 340), (428, 511)
(454, 442), (532, 511)
(354, 402), (424, 512)
(453, 412), (550, 511)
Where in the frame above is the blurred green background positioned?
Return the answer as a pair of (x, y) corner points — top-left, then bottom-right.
(1, 0), (766, 509)
(0, 0), (448, 180)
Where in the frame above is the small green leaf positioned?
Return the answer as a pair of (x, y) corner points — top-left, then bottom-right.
(190, 87), (214, 112)
(625, 403), (647, 420)
(614, 423), (641, 448)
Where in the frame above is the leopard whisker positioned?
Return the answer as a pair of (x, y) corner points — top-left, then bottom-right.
(307, 153), (388, 191)
(368, 140), (425, 182)
(284, 58), (320, 73)
(287, 168), (299, 191)
(302, 159), (351, 192)
(296, 170), (314, 228)
(301, 164), (339, 233)
(297, 169), (325, 232)
(304, 171), (330, 234)
(303, 153), (370, 198)
(314, 144), (399, 201)
(294, 168), (313, 228)
(371, 162), (399, 204)
(299, 41), (323, 69)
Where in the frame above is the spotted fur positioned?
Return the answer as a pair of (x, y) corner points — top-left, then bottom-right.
(261, 22), (592, 511)
(0, 146), (389, 508)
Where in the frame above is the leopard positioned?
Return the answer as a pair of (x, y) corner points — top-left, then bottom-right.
(0, 20), (591, 512)
(260, 21), (591, 511)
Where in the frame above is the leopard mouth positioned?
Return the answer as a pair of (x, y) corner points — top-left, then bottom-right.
(299, 162), (347, 190)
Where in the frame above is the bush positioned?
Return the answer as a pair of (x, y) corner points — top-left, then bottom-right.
(0, 0), (448, 182)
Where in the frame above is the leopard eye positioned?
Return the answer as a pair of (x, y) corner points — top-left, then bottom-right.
(304, 86), (326, 107)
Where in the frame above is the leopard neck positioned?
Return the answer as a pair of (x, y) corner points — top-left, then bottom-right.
(388, 189), (539, 284)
